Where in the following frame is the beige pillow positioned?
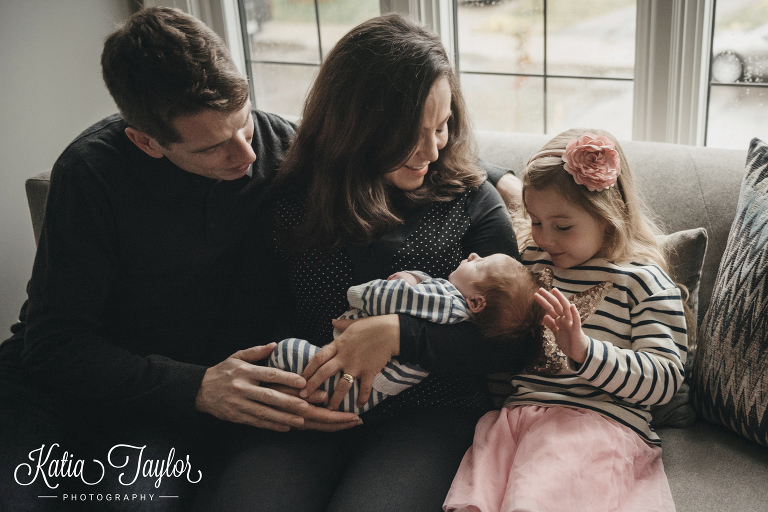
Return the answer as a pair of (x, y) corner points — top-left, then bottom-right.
(651, 228), (707, 428)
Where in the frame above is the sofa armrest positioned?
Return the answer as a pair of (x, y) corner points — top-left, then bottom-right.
(25, 171), (51, 246)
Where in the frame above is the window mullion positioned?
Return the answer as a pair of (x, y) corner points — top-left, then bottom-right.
(381, 0), (456, 66)
(633, 1), (672, 143)
(666, 0), (713, 146)
(633, 0), (713, 145)
(184, 1), (249, 77)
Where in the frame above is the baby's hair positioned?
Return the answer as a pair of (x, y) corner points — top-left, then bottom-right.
(471, 258), (544, 343)
(519, 128), (668, 273)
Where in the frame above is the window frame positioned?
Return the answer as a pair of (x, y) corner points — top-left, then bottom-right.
(198, 0), (717, 146)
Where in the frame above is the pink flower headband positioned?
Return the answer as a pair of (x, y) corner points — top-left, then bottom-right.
(527, 132), (621, 192)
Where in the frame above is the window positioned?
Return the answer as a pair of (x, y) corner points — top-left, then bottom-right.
(238, 0), (380, 117)
(706, 0), (768, 149)
(456, 0), (636, 140)
(213, 0), (766, 149)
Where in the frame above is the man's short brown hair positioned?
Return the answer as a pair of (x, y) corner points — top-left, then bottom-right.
(101, 7), (249, 146)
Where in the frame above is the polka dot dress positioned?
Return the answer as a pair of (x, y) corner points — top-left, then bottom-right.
(275, 190), (491, 421)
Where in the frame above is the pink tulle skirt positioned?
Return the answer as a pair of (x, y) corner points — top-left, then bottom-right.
(443, 405), (675, 512)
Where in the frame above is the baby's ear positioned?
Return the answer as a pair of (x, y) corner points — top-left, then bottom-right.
(468, 295), (487, 314)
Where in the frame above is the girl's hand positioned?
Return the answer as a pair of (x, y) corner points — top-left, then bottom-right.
(300, 315), (400, 410)
(534, 288), (590, 364)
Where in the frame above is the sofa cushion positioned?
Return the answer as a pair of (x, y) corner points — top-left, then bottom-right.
(650, 228), (707, 428)
(660, 227), (708, 338)
(692, 138), (768, 447)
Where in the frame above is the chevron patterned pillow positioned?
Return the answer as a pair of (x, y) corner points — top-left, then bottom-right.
(692, 138), (768, 446)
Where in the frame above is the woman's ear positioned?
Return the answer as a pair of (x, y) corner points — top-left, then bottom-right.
(125, 127), (165, 159)
(467, 295), (487, 314)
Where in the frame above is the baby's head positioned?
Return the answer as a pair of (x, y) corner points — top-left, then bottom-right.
(449, 253), (543, 341)
(521, 128), (665, 268)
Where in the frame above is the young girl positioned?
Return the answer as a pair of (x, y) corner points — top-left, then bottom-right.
(443, 129), (687, 512)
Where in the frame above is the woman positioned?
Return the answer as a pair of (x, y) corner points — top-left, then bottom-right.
(211, 14), (531, 511)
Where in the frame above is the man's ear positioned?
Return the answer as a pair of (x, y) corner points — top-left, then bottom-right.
(467, 295), (487, 314)
(124, 127), (165, 159)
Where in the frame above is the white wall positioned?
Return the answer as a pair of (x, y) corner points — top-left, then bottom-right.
(0, 0), (136, 334)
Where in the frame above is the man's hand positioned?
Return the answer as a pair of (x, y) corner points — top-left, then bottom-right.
(265, 383), (362, 431)
(195, 343), (361, 432)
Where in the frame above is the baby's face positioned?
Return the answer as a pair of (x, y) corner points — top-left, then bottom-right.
(449, 253), (523, 298)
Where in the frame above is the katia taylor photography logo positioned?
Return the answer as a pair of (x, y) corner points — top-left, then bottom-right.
(13, 443), (202, 503)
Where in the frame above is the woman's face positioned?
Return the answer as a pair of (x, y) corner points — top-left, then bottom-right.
(385, 77), (452, 191)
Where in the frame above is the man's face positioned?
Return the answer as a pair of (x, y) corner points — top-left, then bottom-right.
(154, 101), (256, 181)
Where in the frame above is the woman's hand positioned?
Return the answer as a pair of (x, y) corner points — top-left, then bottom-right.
(266, 384), (363, 431)
(196, 344), (361, 432)
(534, 288), (589, 364)
(301, 315), (400, 410)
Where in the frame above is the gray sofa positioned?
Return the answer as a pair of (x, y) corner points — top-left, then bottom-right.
(23, 130), (768, 511)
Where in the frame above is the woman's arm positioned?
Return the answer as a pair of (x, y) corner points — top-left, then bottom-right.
(398, 316), (533, 373)
(398, 181), (530, 373)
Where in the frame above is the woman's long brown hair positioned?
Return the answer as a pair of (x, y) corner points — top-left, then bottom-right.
(271, 14), (483, 249)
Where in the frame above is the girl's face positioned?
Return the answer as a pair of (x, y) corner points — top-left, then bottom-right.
(385, 77), (451, 191)
(525, 186), (607, 269)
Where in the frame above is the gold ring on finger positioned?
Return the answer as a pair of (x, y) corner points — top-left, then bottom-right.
(340, 372), (355, 384)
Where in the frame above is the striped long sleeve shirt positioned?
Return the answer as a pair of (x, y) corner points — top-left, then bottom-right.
(342, 272), (471, 397)
(345, 271), (471, 324)
(509, 247), (688, 444)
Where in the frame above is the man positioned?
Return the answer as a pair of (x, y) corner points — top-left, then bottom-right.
(1, 7), (530, 511)
(0, 7), (358, 510)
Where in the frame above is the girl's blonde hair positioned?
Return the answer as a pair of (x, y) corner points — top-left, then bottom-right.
(518, 128), (695, 349)
(519, 128), (668, 273)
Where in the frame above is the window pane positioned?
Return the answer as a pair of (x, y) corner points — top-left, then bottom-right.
(711, 0), (768, 84)
(251, 62), (317, 117)
(547, 0), (635, 79)
(707, 0), (768, 149)
(458, 0), (544, 75)
(707, 84), (768, 150)
(244, 0), (321, 64)
(457, 0), (635, 135)
(318, 0), (380, 59)
(461, 73), (544, 133)
(547, 78), (633, 139)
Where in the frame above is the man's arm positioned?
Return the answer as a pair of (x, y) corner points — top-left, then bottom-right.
(21, 155), (209, 418)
